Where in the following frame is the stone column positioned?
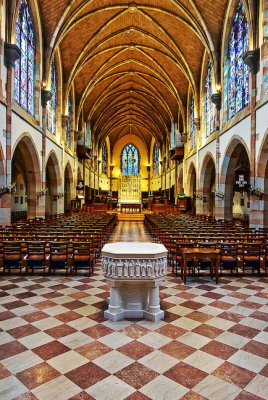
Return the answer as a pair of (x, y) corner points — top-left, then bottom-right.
(211, 92), (222, 221)
(243, 51), (261, 227)
(1, 44), (21, 225)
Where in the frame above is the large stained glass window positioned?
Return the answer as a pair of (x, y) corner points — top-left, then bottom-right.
(47, 58), (57, 135)
(102, 142), (107, 174)
(153, 143), (159, 174)
(14, 0), (35, 115)
(66, 94), (72, 148)
(224, 0), (249, 120)
(190, 96), (196, 149)
(121, 143), (139, 176)
(204, 61), (215, 136)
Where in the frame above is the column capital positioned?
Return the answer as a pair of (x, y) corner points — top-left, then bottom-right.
(243, 49), (260, 75)
(41, 89), (52, 107)
(193, 118), (200, 130)
(4, 43), (21, 69)
(61, 114), (69, 127)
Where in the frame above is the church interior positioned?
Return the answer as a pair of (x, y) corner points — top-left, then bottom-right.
(0, 1), (268, 399)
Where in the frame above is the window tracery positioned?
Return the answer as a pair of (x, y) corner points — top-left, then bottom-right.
(121, 144), (139, 176)
(224, 0), (249, 119)
(14, 0), (35, 115)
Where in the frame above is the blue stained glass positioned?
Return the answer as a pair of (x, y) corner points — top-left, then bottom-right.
(102, 142), (107, 174)
(190, 96), (196, 149)
(153, 143), (159, 174)
(47, 58), (57, 135)
(121, 144), (139, 176)
(205, 61), (215, 136)
(66, 94), (72, 148)
(224, 0), (249, 120)
(14, 0), (35, 115)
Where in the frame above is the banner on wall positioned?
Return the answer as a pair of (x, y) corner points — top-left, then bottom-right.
(76, 180), (84, 199)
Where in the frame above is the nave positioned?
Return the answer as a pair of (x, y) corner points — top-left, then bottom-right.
(0, 221), (267, 400)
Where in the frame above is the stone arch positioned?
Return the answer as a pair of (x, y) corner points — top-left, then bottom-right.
(220, 136), (250, 221)
(11, 0), (43, 120)
(187, 162), (197, 214)
(199, 152), (216, 216)
(45, 151), (61, 216)
(64, 162), (73, 212)
(11, 134), (41, 219)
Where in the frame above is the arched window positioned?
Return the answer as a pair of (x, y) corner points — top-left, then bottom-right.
(204, 61), (215, 136)
(14, 0), (35, 115)
(224, 0), (249, 120)
(121, 144), (139, 176)
(47, 58), (57, 135)
(66, 94), (72, 148)
(190, 96), (196, 149)
(153, 143), (159, 175)
(102, 142), (107, 174)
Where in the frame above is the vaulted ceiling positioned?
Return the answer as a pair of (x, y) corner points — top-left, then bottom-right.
(39, 0), (229, 150)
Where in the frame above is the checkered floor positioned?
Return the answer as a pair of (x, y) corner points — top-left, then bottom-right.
(0, 222), (268, 400)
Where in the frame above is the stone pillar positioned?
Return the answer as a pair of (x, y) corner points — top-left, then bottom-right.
(262, 1), (268, 92)
(174, 160), (178, 205)
(146, 286), (160, 314)
(243, 50), (261, 227)
(1, 44), (21, 225)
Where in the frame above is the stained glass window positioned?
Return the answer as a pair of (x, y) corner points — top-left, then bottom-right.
(14, 0), (35, 115)
(153, 143), (159, 175)
(204, 61), (215, 136)
(190, 96), (196, 149)
(121, 143), (139, 176)
(102, 142), (107, 174)
(47, 58), (57, 134)
(224, 0), (249, 120)
(66, 94), (72, 148)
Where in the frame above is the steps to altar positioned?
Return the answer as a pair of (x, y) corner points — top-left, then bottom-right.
(117, 212), (145, 221)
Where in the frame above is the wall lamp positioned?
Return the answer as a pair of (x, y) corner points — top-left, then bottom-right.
(212, 191), (224, 200)
(249, 186), (263, 199)
(37, 188), (48, 199)
(0, 187), (11, 197)
(53, 193), (64, 201)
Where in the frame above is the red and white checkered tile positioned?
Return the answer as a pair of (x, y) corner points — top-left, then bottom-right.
(0, 268), (267, 399)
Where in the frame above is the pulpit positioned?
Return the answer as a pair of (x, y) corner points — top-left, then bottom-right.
(102, 242), (168, 321)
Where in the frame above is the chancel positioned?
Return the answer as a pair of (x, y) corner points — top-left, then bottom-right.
(0, 1), (267, 399)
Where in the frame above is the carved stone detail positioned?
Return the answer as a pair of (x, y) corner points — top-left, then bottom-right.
(41, 89), (52, 107)
(243, 49), (260, 75)
(4, 43), (21, 69)
(102, 256), (167, 278)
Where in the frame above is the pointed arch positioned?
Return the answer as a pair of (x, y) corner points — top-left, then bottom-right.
(153, 143), (160, 175)
(14, 0), (35, 115)
(121, 143), (140, 176)
(102, 141), (108, 175)
(47, 57), (58, 134)
(223, 0), (250, 120)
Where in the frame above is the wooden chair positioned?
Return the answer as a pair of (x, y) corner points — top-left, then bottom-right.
(219, 243), (238, 274)
(47, 242), (72, 275)
(261, 243), (268, 275)
(71, 242), (94, 276)
(2, 241), (25, 274)
(239, 243), (261, 275)
(25, 241), (49, 274)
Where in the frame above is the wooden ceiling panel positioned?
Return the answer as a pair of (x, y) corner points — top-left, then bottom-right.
(38, 0), (229, 146)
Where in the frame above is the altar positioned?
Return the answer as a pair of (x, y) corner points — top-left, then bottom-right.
(118, 175), (141, 206)
(102, 242), (168, 321)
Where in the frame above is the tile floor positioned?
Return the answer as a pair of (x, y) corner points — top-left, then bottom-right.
(0, 222), (267, 400)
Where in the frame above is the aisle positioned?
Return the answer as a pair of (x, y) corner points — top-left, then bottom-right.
(108, 220), (153, 243)
(0, 221), (267, 400)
